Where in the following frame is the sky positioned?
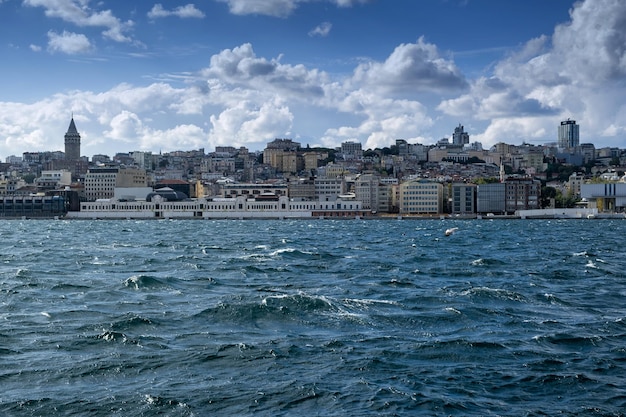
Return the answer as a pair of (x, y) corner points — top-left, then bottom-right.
(1, 0), (625, 159)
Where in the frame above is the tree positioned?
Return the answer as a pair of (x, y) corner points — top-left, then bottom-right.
(467, 156), (485, 164)
(541, 186), (557, 208)
(22, 173), (36, 184)
(474, 177), (500, 184)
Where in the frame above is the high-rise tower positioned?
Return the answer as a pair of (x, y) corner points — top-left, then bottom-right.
(452, 123), (469, 146)
(64, 117), (81, 161)
(558, 119), (579, 150)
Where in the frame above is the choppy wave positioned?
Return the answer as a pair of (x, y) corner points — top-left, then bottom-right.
(1, 219), (626, 416)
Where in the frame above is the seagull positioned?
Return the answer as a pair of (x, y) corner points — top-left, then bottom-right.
(445, 227), (458, 236)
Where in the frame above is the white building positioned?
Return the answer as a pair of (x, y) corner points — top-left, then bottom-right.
(84, 167), (147, 201)
(35, 170), (72, 191)
(398, 180), (444, 215)
(581, 183), (626, 212)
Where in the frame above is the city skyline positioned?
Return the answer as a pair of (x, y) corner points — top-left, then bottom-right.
(1, 0), (625, 159)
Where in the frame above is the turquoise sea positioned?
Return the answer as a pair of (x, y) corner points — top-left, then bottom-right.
(1, 219), (625, 416)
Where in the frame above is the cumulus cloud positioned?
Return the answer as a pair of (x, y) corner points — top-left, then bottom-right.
(24, 0), (134, 43)
(201, 43), (326, 101)
(30, 44), (42, 52)
(438, 0), (626, 148)
(216, 0), (368, 17)
(308, 22), (332, 37)
(147, 4), (205, 19)
(208, 99), (294, 147)
(352, 37), (468, 94)
(3, 0), (625, 158)
(47, 30), (92, 54)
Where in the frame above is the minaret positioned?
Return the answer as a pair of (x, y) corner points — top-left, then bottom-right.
(64, 117), (81, 161)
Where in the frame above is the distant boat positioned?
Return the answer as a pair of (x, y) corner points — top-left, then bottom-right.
(445, 227), (458, 236)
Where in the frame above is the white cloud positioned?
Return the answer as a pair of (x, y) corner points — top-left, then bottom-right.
(208, 99), (294, 147)
(322, 91), (432, 149)
(47, 30), (92, 54)
(30, 44), (42, 52)
(147, 4), (205, 19)
(216, 0), (368, 17)
(308, 22), (332, 37)
(24, 0), (134, 43)
(352, 37), (468, 94)
(437, 0), (626, 149)
(2, 0), (625, 159)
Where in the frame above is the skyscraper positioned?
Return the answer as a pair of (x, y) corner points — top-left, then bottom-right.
(64, 117), (81, 161)
(452, 123), (469, 146)
(558, 119), (579, 150)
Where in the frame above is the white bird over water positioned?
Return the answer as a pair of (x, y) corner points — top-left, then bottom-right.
(445, 227), (458, 236)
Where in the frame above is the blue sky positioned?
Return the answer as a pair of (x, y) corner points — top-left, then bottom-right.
(1, 0), (625, 159)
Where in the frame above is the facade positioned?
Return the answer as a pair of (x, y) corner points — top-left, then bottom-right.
(558, 119), (580, 150)
(0, 195), (66, 218)
(398, 180), (444, 215)
(263, 139), (301, 173)
(64, 118), (81, 162)
(451, 183), (476, 215)
(68, 194), (368, 220)
(83, 167), (147, 201)
(581, 183), (626, 212)
(220, 183), (288, 198)
(568, 172), (585, 197)
(477, 183), (506, 214)
(35, 170), (72, 191)
(288, 178), (316, 200)
(315, 177), (346, 200)
(0, 177), (24, 195)
(341, 141), (363, 160)
(354, 173), (381, 210)
(504, 178), (541, 213)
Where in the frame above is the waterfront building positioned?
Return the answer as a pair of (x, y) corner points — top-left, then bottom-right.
(398, 180), (444, 215)
(477, 183), (506, 214)
(451, 183), (476, 215)
(68, 194), (367, 220)
(581, 183), (626, 212)
(504, 178), (541, 213)
(354, 173), (381, 211)
(83, 167), (147, 201)
(315, 176), (346, 200)
(0, 195), (66, 218)
(558, 119), (579, 150)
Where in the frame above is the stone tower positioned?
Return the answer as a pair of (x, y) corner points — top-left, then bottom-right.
(64, 117), (81, 161)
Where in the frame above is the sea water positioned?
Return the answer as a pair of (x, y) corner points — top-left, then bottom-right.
(1, 219), (625, 416)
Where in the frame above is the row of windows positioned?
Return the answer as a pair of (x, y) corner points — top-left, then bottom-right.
(405, 201), (438, 206)
(81, 202), (359, 211)
(403, 191), (438, 196)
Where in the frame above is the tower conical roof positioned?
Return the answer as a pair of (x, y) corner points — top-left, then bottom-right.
(66, 118), (79, 135)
